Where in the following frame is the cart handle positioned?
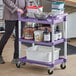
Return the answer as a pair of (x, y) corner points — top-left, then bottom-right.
(18, 12), (21, 19)
(18, 9), (27, 19)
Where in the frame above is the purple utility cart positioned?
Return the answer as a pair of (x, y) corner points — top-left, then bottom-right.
(16, 13), (68, 75)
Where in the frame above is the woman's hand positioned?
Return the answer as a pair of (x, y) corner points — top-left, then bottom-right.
(17, 8), (24, 14)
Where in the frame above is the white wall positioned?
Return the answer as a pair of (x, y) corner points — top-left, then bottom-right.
(67, 12), (76, 38)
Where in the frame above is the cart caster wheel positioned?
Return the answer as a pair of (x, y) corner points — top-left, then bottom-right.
(16, 62), (21, 68)
(60, 63), (66, 69)
(48, 70), (53, 75)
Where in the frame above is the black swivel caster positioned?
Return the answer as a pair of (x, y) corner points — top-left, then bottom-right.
(60, 63), (66, 69)
(48, 69), (53, 75)
(16, 62), (21, 68)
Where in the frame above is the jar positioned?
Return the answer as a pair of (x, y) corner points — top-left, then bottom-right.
(34, 30), (43, 42)
(23, 25), (34, 40)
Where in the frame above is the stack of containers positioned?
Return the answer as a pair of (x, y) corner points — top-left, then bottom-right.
(51, 1), (64, 15)
(26, 6), (43, 18)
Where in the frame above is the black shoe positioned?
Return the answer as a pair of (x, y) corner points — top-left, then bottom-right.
(0, 56), (5, 64)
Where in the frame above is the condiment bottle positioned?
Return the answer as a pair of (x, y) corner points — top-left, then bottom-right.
(43, 28), (50, 42)
(55, 26), (62, 40)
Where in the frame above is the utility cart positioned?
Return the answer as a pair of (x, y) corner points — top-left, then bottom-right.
(16, 12), (68, 75)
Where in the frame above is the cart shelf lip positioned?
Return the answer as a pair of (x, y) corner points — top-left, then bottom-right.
(18, 13), (68, 24)
(19, 38), (66, 46)
(19, 56), (66, 67)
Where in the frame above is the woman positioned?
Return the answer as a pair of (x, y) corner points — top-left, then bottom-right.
(0, 0), (26, 64)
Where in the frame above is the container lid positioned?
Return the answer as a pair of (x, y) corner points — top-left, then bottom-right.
(26, 6), (43, 9)
(52, 2), (64, 5)
(34, 30), (43, 34)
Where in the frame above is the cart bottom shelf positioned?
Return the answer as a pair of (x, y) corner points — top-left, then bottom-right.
(16, 57), (66, 74)
(19, 56), (66, 67)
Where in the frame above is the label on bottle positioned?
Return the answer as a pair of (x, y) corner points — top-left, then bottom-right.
(44, 33), (50, 41)
(34, 30), (43, 42)
(58, 32), (62, 39)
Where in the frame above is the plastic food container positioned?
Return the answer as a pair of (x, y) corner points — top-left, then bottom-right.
(26, 45), (60, 62)
(26, 6), (43, 18)
(51, 8), (64, 15)
(52, 2), (64, 9)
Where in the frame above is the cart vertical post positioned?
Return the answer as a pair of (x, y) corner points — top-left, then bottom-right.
(18, 20), (22, 59)
(51, 24), (55, 64)
(63, 16), (67, 60)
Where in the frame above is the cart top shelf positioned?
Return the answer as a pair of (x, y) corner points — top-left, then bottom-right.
(18, 13), (68, 24)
